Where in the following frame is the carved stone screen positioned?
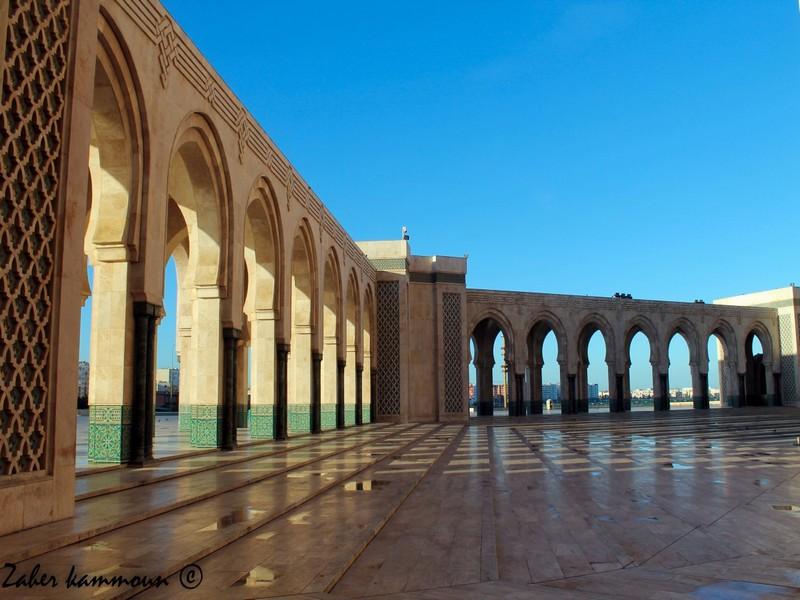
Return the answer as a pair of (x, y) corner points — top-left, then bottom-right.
(442, 293), (463, 413)
(0, 0), (71, 475)
(376, 281), (400, 415)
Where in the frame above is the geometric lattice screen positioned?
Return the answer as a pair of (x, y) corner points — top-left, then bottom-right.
(442, 292), (463, 413)
(376, 281), (400, 416)
(0, 0), (72, 475)
(779, 313), (797, 406)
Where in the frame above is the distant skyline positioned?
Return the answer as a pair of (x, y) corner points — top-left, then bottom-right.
(80, 1), (799, 390)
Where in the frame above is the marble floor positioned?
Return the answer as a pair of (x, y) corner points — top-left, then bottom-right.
(3, 409), (800, 599)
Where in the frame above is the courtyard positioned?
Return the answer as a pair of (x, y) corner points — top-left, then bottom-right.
(2, 408), (800, 598)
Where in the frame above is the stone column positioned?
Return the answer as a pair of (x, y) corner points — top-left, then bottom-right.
(370, 368), (377, 423)
(576, 362), (589, 413)
(249, 312), (275, 439)
(530, 359), (543, 415)
(361, 353), (372, 423)
(693, 367), (709, 409)
(129, 301), (158, 465)
(476, 355), (494, 416)
(236, 338), (248, 428)
(356, 364), (364, 425)
(736, 373), (746, 408)
(565, 373), (577, 415)
(87, 261), (135, 463)
(177, 327), (192, 431)
(189, 290), (223, 448)
(311, 351), (322, 434)
(221, 327), (240, 451)
(275, 342), (289, 440)
(611, 372), (625, 413)
(771, 373), (782, 406)
(655, 371), (670, 411)
(337, 359), (346, 429)
(763, 364), (775, 406)
(345, 344), (357, 426)
(514, 373), (525, 417)
(288, 325), (312, 435)
(321, 335), (338, 430)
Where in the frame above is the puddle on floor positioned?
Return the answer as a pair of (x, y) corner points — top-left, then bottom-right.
(198, 507), (266, 532)
(663, 462), (693, 470)
(233, 566), (277, 587)
(344, 480), (391, 491)
(690, 580), (795, 598)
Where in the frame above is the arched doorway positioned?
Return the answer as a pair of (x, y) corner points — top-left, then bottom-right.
(321, 252), (341, 431)
(287, 224), (315, 435)
(527, 319), (565, 415)
(667, 332), (693, 410)
(243, 181), (280, 438)
(625, 328), (655, 412)
(576, 319), (615, 413)
(470, 316), (511, 417)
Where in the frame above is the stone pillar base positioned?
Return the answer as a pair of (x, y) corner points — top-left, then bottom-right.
(88, 405), (132, 463)
(362, 405), (371, 423)
(249, 405), (274, 439)
(190, 405), (223, 448)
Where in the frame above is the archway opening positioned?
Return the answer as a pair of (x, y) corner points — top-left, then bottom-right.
(526, 323), (561, 415)
(344, 276), (359, 426)
(154, 253), (182, 450)
(470, 317), (509, 417)
(586, 331), (609, 413)
(707, 333), (727, 408)
(667, 333), (693, 410)
(244, 188), (279, 439)
(321, 255), (340, 430)
(288, 229), (314, 436)
(627, 331), (654, 412)
(745, 332), (767, 406)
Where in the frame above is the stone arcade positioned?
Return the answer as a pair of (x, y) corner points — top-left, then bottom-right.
(2, 0), (800, 549)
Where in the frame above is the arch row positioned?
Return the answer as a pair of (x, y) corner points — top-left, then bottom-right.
(78, 11), (377, 463)
(466, 299), (781, 417)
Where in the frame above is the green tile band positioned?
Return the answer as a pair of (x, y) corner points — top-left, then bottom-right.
(287, 403), (312, 435)
(250, 404), (274, 439)
(362, 406), (371, 424)
(320, 403), (337, 430)
(344, 404), (356, 427)
(88, 405), (132, 463)
(190, 404), (223, 448)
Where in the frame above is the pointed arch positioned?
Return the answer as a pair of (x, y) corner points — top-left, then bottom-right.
(665, 317), (701, 367)
(167, 112), (231, 291)
(87, 8), (147, 261)
(624, 315), (659, 365)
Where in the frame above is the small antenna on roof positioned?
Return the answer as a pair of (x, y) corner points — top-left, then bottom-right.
(401, 225), (410, 241)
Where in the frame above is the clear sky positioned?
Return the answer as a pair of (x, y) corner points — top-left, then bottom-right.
(80, 1), (800, 391)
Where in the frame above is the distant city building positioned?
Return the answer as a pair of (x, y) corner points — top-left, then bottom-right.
(492, 384), (506, 401)
(156, 368), (180, 394)
(589, 383), (599, 399)
(77, 361), (89, 405)
(542, 383), (560, 401)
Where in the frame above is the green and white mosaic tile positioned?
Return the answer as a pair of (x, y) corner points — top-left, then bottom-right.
(362, 406), (371, 423)
(88, 405), (132, 464)
(190, 404), (223, 448)
(250, 404), (274, 439)
(320, 403), (337, 430)
(287, 403), (311, 435)
(344, 404), (356, 427)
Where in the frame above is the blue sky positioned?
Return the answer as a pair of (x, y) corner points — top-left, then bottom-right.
(81, 1), (800, 390)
